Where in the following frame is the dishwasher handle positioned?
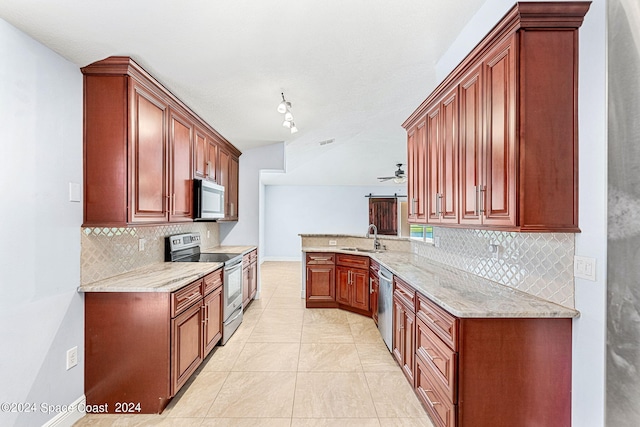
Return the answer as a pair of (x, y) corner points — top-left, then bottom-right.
(378, 269), (393, 284)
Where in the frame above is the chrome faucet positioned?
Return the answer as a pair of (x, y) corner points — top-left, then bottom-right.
(366, 224), (381, 250)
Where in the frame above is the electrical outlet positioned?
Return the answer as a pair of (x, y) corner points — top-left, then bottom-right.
(138, 238), (145, 251)
(574, 256), (596, 281)
(328, 240), (337, 246)
(207, 230), (211, 239)
(488, 243), (500, 259)
(433, 236), (441, 248)
(66, 346), (78, 370)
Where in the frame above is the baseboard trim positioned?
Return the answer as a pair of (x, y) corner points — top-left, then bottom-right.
(42, 395), (86, 427)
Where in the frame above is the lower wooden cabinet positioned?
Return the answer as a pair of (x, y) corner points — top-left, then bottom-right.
(369, 260), (380, 325)
(393, 289), (416, 386)
(84, 269), (224, 414)
(171, 298), (203, 393)
(305, 252), (372, 315)
(336, 265), (370, 313)
(411, 292), (572, 427)
(242, 249), (258, 308)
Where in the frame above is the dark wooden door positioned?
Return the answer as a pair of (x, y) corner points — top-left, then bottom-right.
(242, 264), (250, 308)
(370, 270), (379, 325)
(228, 156), (239, 220)
(335, 266), (351, 306)
(129, 82), (168, 223)
(483, 35), (517, 227)
(402, 307), (416, 386)
(426, 102), (441, 223)
(203, 288), (222, 356)
(206, 139), (218, 182)
(218, 148), (230, 217)
(194, 128), (207, 179)
(407, 120), (427, 223)
(369, 198), (398, 235)
(168, 108), (193, 222)
(171, 301), (203, 395)
(459, 64), (484, 225)
(306, 264), (335, 305)
(249, 259), (258, 300)
(440, 87), (459, 224)
(350, 268), (370, 312)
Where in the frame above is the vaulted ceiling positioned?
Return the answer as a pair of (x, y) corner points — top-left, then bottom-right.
(0, 0), (487, 185)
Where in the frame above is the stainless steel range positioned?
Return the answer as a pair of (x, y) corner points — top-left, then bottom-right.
(166, 232), (243, 345)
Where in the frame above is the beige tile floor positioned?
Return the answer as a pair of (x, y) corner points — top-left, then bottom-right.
(74, 261), (433, 427)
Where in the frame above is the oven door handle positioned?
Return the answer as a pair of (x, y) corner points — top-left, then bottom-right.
(225, 259), (243, 272)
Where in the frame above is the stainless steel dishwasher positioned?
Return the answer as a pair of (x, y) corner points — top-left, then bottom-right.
(377, 266), (393, 352)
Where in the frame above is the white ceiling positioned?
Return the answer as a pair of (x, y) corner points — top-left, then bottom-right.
(0, 0), (487, 186)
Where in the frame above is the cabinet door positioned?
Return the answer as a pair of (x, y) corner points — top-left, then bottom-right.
(407, 120), (427, 223)
(370, 272), (379, 325)
(440, 88), (459, 224)
(242, 265), (250, 308)
(483, 35), (517, 227)
(129, 82), (168, 223)
(168, 108), (193, 222)
(350, 269), (370, 312)
(194, 128), (207, 179)
(426, 87), (459, 224)
(249, 259), (258, 300)
(335, 266), (351, 306)
(392, 297), (405, 366)
(206, 139), (218, 182)
(402, 307), (416, 386)
(369, 198), (398, 235)
(218, 148), (230, 217)
(228, 156), (239, 220)
(171, 301), (203, 395)
(203, 288), (222, 356)
(459, 64), (484, 225)
(306, 264), (336, 305)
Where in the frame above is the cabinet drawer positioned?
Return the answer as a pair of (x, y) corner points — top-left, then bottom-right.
(393, 276), (415, 313)
(203, 269), (223, 295)
(171, 279), (204, 317)
(416, 294), (458, 350)
(416, 318), (457, 404)
(306, 252), (335, 265)
(336, 253), (370, 270)
(416, 356), (456, 427)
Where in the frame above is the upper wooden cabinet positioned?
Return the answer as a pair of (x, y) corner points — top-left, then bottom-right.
(81, 56), (241, 226)
(194, 126), (219, 183)
(402, 2), (590, 232)
(218, 147), (240, 221)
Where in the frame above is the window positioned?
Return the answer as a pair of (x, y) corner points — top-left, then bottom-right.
(410, 225), (434, 243)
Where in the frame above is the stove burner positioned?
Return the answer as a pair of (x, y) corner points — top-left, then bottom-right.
(173, 252), (242, 263)
(165, 232), (242, 265)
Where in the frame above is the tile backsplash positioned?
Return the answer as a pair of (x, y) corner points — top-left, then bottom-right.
(81, 223), (220, 285)
(413, 227), (575, 308)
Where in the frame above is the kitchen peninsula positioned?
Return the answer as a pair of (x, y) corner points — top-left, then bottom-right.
(301, 233), (578, 427)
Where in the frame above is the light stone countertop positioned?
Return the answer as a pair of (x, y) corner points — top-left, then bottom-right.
(303, 246), (579, 319)
(79, 245), (256, 293)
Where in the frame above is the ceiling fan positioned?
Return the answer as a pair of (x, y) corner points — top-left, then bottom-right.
(377, 163), (406, 183)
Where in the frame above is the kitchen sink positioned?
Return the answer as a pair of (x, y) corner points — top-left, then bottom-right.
(340, 247), (383, 253)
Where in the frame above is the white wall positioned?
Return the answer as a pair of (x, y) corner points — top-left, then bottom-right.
(219, 142), (285, 250)
(0, 18), (84, 427)
(439, 1), (608, 425)
(263, 185), (406, 259)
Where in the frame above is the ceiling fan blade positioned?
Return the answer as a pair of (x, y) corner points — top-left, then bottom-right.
(377, 176), (394, 181)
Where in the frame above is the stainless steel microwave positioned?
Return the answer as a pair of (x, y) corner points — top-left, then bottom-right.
(193, 179), (225, 220)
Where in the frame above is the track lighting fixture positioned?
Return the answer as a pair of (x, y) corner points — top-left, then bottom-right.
(278, 92), (298, 134)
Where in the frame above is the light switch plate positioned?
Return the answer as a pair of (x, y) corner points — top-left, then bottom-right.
(68, 182), (81, 202)
(329, 240), (337, 246)
(574, 256), (596, 281)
